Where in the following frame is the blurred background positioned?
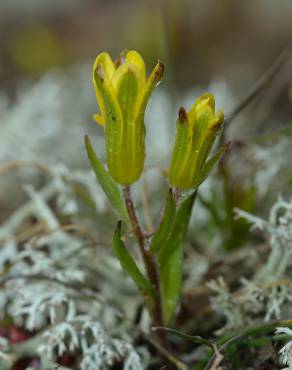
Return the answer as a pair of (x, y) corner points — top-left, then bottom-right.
(1, 0), (292, 88)
(0, 3), (292, 369)
(0, 0), (292, 222)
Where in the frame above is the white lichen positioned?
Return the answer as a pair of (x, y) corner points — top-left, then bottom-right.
(276, 327), (292, 370)
(209, 197), (292, 331)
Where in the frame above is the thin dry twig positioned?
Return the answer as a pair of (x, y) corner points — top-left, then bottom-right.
(0, 160), (51, 175)
(209, 344), (224, 370)
(30, 223), (99, 256)
(204, 318), (292, 370)
(145, 334), (190, 370)
(219, 41), (292, 147)
(0, 221), (46, 244)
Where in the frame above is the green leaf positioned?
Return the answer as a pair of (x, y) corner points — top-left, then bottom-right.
(149, 189), (176, 254)
(85, 135), (129, 224)
(152, 327), (213, 348)
(113, 221), (155, 300)
(158, 191), (196, 324)
(196, 143), (229, 187)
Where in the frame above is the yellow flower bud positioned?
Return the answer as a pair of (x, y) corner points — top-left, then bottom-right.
(93, 50), (164, 185)
(169, 93), (225, 190)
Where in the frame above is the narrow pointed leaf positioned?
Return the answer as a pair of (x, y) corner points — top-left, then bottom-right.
(113, 221), (155, 299)
(159, 244), (182, 324)
(85, 135), (129, 224)
(149, 189), (176, 254)
(158, 191), (196, 323)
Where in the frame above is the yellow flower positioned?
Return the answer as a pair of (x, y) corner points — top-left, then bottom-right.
(169, 93), (225, 189)
(93, 50), (164, 185)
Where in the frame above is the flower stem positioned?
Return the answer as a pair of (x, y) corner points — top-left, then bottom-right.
(122, 186), (164, 334)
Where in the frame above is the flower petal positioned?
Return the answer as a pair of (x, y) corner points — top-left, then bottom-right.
(188, 93), (215, 126)
(112, 63), (143, 121)
(92, 113), (105, 126)
(125, 50), (146, 80)
(92, 52), (116, 123)
(93, 52), (115, 81)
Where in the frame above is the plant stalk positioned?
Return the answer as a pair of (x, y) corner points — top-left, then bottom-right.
(122, 186), (164, 333)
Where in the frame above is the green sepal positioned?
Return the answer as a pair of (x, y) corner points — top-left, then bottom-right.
(158, 191), (196, 324)
(112, 64), (145, 184)
(113, 221), (155, 300)
(149, 189), (176, 254)
(85, 135), (129, 224)
(112, 64), (143, 122)
(135, 61), (164, 123)
(189, 112), (224, 182)
(168, 93), (224, 190)
(186, 108), (216, 188)
(93, 65), (124, 181)
(168, 108), (190, 188)
(195, 143), (229, 187)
